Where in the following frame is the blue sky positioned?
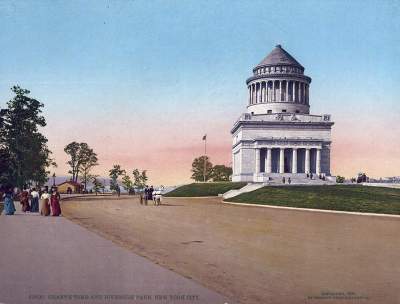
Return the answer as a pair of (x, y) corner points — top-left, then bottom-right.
(0, 0), (399, 182)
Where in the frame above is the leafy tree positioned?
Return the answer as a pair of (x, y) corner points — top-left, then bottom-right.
(0, 86), (54, 188)
(336, 176), (345, 183)
(78, 144), (98, 191)
(0, 111), (12, 185)
(132, 169), (148, 189)
(64, 142), (80, 182)
(64, 142), (98, 186)
(191, 155), (213, 182)
(109, 164), (125, 191)
(122, 174), (134, 194)
(211, 165), (232, 181)
(91, 176), (103, 195)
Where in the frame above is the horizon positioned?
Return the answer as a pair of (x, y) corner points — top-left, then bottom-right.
(1, 0), (399, 184)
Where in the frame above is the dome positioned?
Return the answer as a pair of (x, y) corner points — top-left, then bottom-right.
(246, 45), (312, 115)
(255, 45), (304, 70)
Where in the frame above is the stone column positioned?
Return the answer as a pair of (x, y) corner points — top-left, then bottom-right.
(292, 148), (297, 174)
(279, 148), (285, 174)
(279, 80), (282, 101)
(316, 148), (321, 174)
(272, 81), (275, 101)
(255, 148), (260, 174)
(305, 148), (310, 174)
(248, 86), (251, 105)
(298, 82), (302, 104)
(293, 81), (296, 103)
(306, 84), (309, 104)
(286, 80), (289, 101)
(260, 81), (264, 102)
(256, 83), (259, 103)
(265, 148), (272, 173)
(263, 82), (266, 103)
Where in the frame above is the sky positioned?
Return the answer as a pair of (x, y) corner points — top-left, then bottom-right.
(0, 0), (399, 185)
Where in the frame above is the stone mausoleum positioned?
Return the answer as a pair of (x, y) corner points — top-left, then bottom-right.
(231, 45), (334, 182)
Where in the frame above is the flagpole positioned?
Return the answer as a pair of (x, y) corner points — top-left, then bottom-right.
(203, 135), (207, 182)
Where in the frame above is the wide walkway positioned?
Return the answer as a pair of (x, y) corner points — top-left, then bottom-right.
(62, 196), (400, 304)
(0, 203), (231, 304)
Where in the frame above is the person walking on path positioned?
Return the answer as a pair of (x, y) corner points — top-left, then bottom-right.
(148, 186), (154, 201)
(288, 177), (291, 185)
(144, 186), (149, 206)
(50, 190), (62, 216)
(20, 188), (30, 212)
(40, 189), (51, 216)
(3, 187), (16, 215)
(116, 185), (121, 197)
(30, 188), (40, 212)
(153, 188), (162, 206)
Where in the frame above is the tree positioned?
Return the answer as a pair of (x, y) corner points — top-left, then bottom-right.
(121, 174), (134, 194)
(191, 155), (213, 182)
(91, 176), (103, 195)
(0, 86), (54, 188)
(64, 142), (80, 182)
(336, 176), (345, 183)
(109, 164), (125, 191)
(211, 165), (232, 181)
(78, 144), (98, 191)
(132, 169), (148, 189)
(64, 142), (98, 186)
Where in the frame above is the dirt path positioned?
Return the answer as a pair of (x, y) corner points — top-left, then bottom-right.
(62, 196), (400, 304)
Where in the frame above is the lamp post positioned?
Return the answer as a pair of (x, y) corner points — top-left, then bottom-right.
(52, 173), (56, 187)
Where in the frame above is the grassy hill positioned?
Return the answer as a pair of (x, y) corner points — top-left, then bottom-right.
(227, 185), (400, 215)
(165, 182), (247, 197)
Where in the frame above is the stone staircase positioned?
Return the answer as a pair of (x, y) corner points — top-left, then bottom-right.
(268, 176), (336, 186)
(222, 183), (267, 200)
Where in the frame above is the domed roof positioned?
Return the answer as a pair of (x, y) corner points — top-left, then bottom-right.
(256, 45), (303, 69)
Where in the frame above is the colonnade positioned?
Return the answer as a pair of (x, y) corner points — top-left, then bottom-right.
(248, 80), (309, 105)
(254, 147), (321, 175)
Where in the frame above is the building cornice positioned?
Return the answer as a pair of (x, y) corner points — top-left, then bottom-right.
(231, 119), (334, 134)
(232, 138), (332, 149)
(246, 74), (311, 85)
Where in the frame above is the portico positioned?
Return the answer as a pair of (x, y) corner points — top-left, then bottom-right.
(254, 146), (321, 175)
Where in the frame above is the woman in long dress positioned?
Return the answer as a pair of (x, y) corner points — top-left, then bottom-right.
(50, 191), (61, 216)
(20, 189), (30, 212)
(3, 188), (16, 215)
(30, 188), (40, 213)
(40, 190), (51, 216)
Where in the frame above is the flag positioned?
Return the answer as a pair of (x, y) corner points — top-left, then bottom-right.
(202, 134), (207, 140)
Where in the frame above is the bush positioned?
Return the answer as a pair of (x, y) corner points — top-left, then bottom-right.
(336, 176), (345, 183)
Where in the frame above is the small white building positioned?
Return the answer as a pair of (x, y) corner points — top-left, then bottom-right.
(231, 45), (334, 182)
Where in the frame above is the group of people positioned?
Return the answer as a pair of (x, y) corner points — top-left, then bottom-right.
(2, 185), (62, 216)
(140, 185), (162, 206)
(306, 173), (326, 181)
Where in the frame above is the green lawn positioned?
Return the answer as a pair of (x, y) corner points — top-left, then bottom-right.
(165, 182), (247, 197)
(227, 185), (400, 215)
